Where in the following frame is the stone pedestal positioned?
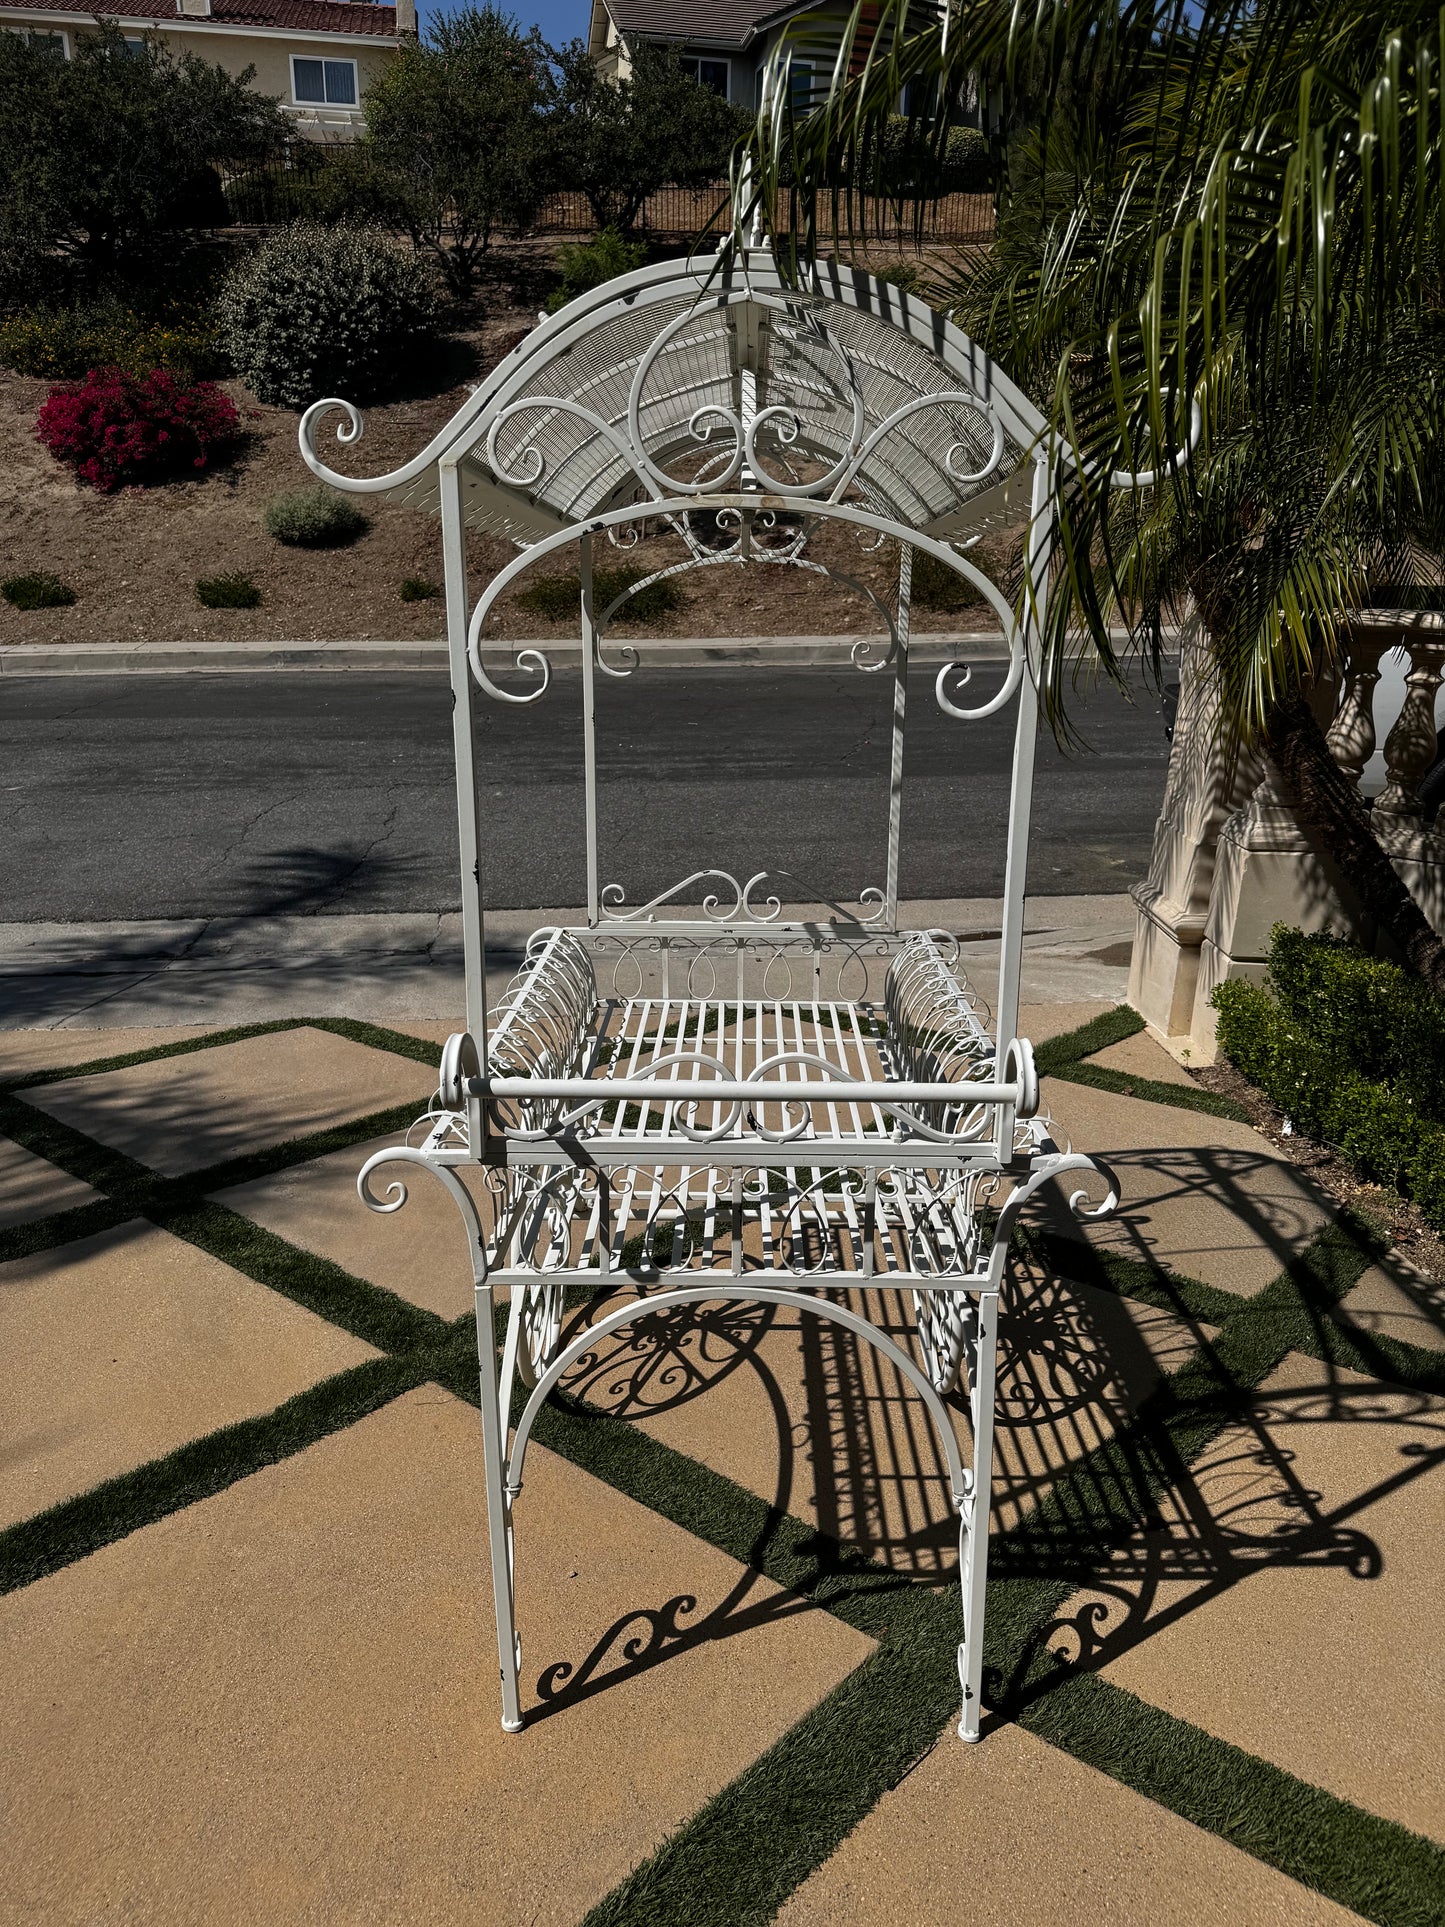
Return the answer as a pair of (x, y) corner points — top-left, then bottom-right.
(1187, 788), (1373, 1057)
(1126, 627), (1262, 1056)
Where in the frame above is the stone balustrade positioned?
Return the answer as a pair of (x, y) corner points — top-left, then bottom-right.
(1128, 611), (1445, 1060)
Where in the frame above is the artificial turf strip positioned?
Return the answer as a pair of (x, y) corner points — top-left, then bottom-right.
(1050, 1057), (1252, 1121)
(583, 1599), (965, 1927)
(0, 1194), (131, 1263)
(1033, 1003), (1145, 1073)
(155, 1199), (449, 1353)
(1033, 1000), (1251, 1122)
(575, 1216), (1398, 1927)
(3, 1007), (1437, 1918)
(0, 1349), (439, 1597)
(1023, 1673), (1445, 1927)
(1, 1013), (444, 1094)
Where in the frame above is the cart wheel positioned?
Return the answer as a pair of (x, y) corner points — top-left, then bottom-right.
(912, 1289), (972, 1395)
(513, 1279), (567, 1386)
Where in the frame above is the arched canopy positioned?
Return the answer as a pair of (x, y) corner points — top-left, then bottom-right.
(301, 248), (1049, 548)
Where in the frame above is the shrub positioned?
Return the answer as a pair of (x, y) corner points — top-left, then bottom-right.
(195, 570), (260, 608)
(1212, 929), (1445, 1233)
(399, 575), (440, 601)
(263, 484), (368, 548)
(0, 294), (220, 381)
(546, 228), (649, 314)
(911, 550), (985, 614)
(35, 367), (241, 493)
(0, 298), (220, 381)
(514, 563), (680, 624)
(1263, 924), (1445, 1121)
(2, 572), (76, 609)
(216, 223), (440, 410)
(873, 261), (921, 294)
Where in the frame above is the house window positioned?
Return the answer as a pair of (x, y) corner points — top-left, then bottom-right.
(680, 55), (729, 98)
(9, 26), (68, 55)
(122, 36), (147, 56)
(788, 58), (813, 114)
(291, 55), (358, 107)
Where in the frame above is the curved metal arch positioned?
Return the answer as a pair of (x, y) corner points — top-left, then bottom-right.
(298, 250), (1054, 541)
(504, 1279), (976, 1507)
(466, 494), (1029, 720)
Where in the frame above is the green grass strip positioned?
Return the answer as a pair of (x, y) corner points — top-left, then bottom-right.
(0, 1350), (438, 1596)
(2, 1014), (442, 1094)
(0, 1094), (443, 1352)
(1032, 1001), (1249, 1121)
(1024, 1672), (1445, 1927)
(584, 1595), (963, 1927)
(1033, 1003), (1145, 1073)
(1052, 1057), (1252, 1121)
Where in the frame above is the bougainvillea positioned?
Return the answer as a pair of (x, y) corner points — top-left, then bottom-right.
(35, 367), (241, 492)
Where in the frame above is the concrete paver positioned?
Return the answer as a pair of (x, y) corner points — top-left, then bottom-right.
(0, 1388), (872, 1927)
(561, 1261), (1209, 1570)
(1089, 1028), (1199, 1087)
(0, 1220), (375, 1528)
(0, 1025), (213, 1081)
(1040, 1077), (1328, 1295)
(1066, 1354), (1445, 1844)
(0, 1137), (100, 1229)
(775, 1718), (1365, 1926)
(24, 1026), (436, 1177)
(213, 1131), (490, 1321)
(1335, 1261), (1445, 1356)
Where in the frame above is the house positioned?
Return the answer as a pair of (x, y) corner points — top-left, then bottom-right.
(587, 0), (965, 120)
(0, 0), (412, 139)
(587, 0), (858, 111)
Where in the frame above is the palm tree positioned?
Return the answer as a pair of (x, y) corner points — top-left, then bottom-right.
(746, 0), (1445, 992)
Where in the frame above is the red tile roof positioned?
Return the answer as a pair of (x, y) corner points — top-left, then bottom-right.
(3, 0), (399, 35)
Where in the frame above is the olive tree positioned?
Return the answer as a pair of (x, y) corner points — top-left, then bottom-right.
(363, 7), (553, 295)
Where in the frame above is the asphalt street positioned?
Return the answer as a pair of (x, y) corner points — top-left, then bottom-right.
(1, 667), (1171, 919)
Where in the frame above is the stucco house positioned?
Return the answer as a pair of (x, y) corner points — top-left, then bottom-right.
(587, 0), (865, 111)
(1, 0), (412, 139)
(587, 0), (965, 121)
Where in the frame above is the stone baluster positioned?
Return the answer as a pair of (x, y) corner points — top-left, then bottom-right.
(1326, 632), (1390, 791)
(1373, 631), (1445, 835)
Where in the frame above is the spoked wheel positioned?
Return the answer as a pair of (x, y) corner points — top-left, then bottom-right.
(513, 1279), (567, 1386)
(911, 1289), (975, 1395)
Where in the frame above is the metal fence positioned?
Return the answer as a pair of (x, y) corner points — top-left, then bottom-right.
(535, 184), (996, 247)
(221, 154), (995, 249)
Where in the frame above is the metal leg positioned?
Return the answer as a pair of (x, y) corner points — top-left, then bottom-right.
(956, 1288), (999, 1742)
(474, 1281), (524, 1733)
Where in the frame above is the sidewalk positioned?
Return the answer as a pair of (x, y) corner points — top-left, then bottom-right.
(1, 987), (1440, 1922)
(0, 894), (1135, 1031)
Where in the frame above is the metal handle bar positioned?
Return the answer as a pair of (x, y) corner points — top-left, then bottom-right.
(470, 1075), (1023, 1106)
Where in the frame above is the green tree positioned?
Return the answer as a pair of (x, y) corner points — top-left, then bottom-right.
(0, 24), (285, 277)
(363, 7), (552, 296)
(549, 40), (750, 234)
(751, 0), (1445, 992)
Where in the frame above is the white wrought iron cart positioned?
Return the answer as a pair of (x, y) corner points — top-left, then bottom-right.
(300, 248), (1120, 1742)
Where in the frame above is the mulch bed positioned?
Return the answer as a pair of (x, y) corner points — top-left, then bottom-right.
(0, 240), (1006, 649)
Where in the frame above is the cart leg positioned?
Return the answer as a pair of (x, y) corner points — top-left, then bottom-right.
(956, 1290), (999, 1742)
(475, 1281), (524, 1733)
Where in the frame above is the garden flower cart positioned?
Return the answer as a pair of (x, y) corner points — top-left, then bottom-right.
(300, 246), (1120, 1742)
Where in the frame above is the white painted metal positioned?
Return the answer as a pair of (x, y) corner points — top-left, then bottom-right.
(310, 249), (1121, 1745)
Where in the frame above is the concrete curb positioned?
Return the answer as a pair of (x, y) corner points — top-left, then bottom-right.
(0, 633), (1026, 676)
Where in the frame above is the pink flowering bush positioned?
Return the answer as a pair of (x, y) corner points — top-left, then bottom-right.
(35, 368), (241, 492)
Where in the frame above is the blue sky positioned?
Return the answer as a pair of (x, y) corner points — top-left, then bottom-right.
(422, 0), (593, 50)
